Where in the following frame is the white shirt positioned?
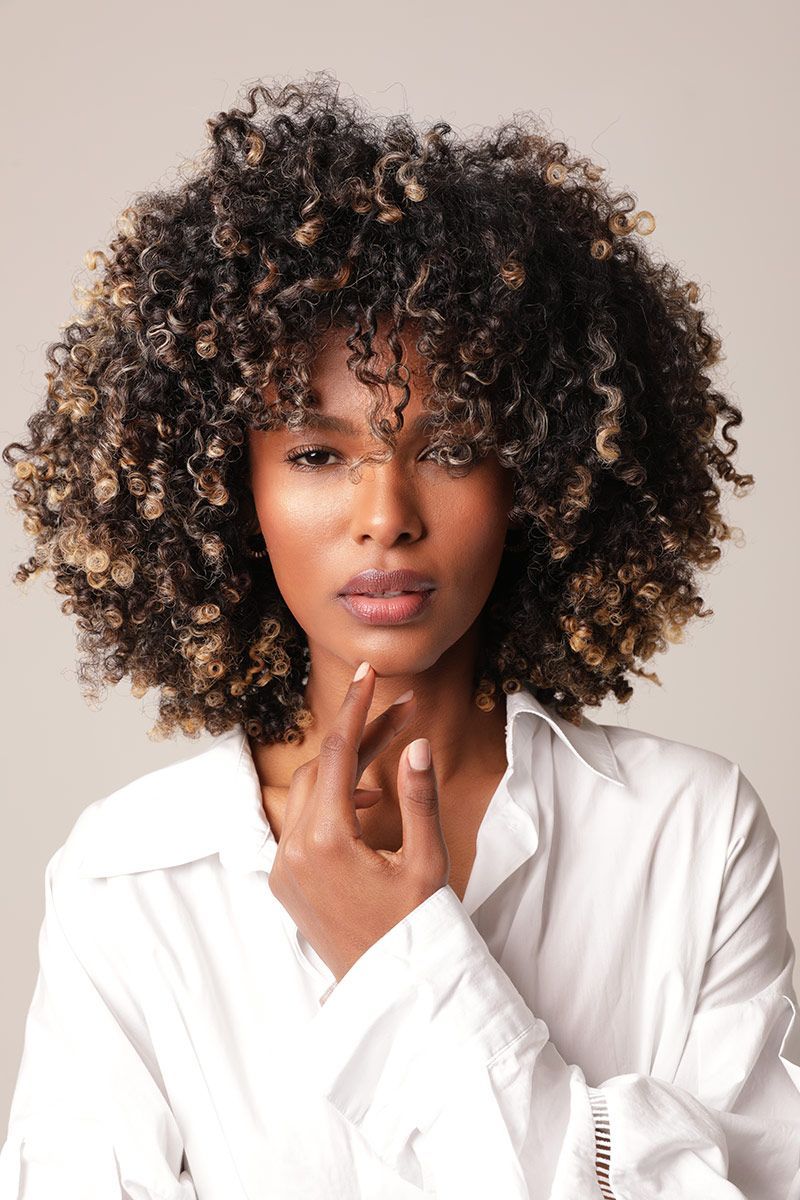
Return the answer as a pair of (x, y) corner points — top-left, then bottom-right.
(2, 685), (799, 1199)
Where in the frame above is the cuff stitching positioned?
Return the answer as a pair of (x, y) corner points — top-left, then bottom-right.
(587, 1087), (615, 1199)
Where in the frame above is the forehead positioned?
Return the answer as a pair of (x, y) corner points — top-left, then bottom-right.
(262, 321), (436, 432)
(310, 324), (427, 395)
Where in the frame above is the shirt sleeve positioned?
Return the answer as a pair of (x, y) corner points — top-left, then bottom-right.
(298, 764), (800, 1200)
(0, 846), (197, 1200)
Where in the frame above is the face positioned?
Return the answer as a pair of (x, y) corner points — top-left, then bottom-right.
(246, 324), (516, 688)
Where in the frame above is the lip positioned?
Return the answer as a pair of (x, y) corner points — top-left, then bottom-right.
(338, 590), (436, 625)
(338, 568), (437, 596)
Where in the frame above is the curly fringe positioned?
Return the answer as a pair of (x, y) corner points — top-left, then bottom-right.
(3, 70), (754, 745)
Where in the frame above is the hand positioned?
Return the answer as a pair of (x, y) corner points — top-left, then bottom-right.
(267, 661), (450, 982)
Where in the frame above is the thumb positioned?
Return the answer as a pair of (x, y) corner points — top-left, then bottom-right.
(398, 739), (448, 871)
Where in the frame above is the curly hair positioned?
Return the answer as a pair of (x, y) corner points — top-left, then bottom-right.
(3, 70), (754, 746)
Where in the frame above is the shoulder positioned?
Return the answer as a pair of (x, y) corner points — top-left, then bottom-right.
(585, 721), (790, 976)
(602, 719), (735, 791)
(597, 718), (778, 862)
(52, 727), (246, 884)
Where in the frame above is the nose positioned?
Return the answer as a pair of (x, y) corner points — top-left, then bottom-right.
(347, 456), (424, 548)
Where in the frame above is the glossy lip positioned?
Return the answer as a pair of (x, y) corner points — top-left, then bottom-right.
(338, 567), (437, 596)
(337, 589), (435, 625)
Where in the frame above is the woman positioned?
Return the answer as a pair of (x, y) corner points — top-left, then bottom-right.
(2, 72), (798, 1198)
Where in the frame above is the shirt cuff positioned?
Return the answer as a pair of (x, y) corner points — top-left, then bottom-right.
(587, 1086), (615, 1198)
(299, 884), (547, 1156)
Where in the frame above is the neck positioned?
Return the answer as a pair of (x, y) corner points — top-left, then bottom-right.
(248, 638), (509, 808)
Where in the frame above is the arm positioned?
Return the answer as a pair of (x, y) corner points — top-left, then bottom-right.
(298, 766), (800, 1199)
(0, 847), (197, 1200)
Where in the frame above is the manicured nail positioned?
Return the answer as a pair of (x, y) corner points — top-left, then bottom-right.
(391, 689), (414, 705)
(353, 660), (371, 682)
(408, 738), (431, 770)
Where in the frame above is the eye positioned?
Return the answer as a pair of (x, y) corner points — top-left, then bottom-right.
(283, 441), (479, 473)
(426, 441), (476, 468)
(423, 440), (479, 476)
(285, 444), (341, 471)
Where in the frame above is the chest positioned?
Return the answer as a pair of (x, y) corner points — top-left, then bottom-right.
(439, 809), (484, 902)
(124, 840), (708, 1200)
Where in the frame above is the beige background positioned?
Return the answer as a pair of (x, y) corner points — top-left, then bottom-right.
(1, 0), (797, 1130)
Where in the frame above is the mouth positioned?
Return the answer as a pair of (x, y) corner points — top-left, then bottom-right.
(337, 589), (436, 626)
(338, 568), (437, 597)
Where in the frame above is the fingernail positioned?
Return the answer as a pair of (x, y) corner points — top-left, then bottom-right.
(408, 738), (431, 770)
(353, 661), (370, 682)
(391, 689), (414, 705)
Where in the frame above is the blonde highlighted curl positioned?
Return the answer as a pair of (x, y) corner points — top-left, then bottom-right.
(4, 71), (753, 746)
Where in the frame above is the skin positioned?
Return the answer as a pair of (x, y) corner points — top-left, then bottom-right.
(264, 662), (452, 982)
(245, 321), (519, 977)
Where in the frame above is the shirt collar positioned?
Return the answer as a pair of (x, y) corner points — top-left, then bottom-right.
(76, 686), (624, 880)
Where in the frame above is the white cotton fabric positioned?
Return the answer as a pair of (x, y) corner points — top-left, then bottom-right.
(1, 685), (799, 1199)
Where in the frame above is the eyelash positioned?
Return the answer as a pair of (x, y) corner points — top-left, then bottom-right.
(284, 443), (476, 473)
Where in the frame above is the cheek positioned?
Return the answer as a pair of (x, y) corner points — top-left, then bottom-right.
(254, 480), (337, 546)
(444, 472), (512, 556)
(450, 509), (508, 589)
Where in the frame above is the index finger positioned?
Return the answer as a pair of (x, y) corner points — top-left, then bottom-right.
(310, 659), (377, 840)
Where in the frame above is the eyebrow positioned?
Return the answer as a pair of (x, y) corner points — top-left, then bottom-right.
(296, 411), (441, 435)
